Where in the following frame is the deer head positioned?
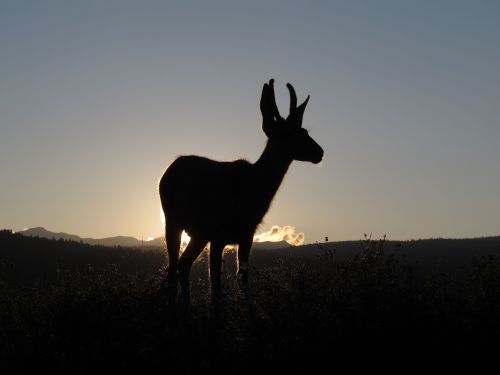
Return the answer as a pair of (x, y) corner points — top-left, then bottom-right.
(260, 79), (324, 164)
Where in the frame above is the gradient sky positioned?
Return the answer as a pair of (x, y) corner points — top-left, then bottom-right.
(1, 1), (499, 243)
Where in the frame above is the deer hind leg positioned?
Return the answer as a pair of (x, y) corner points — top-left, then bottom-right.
(178, 236), (207, 307)
(165, 223), (182, 306)
(209, 241), (225, 298)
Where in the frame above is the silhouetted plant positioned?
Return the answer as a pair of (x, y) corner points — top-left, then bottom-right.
(359, 233), (386, 264)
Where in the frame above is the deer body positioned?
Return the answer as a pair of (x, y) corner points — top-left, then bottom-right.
(159, 79), (323, 305)
(161, 152), (290, 244)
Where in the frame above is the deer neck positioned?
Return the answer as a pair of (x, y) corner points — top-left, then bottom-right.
(252, 141), (292, 203)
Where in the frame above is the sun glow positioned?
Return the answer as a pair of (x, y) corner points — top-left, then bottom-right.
(159, 206), (303, 251)
(159, 208), (190, 252)
(180, 231), (191, 252)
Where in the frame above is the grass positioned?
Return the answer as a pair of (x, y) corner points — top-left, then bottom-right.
(1, 231), (500, 373)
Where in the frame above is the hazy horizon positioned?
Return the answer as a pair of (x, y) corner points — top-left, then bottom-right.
(8, 225), (500, 245)
(1, 1), (499, 243)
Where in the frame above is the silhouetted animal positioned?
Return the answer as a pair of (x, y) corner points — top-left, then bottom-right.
(159, 79), (323, 305)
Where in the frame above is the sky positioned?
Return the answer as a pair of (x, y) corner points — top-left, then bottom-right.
(1, 1), (499, 243)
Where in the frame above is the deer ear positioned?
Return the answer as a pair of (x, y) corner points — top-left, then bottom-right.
(296, 95), (310, 119)
(260, 83), (273, 137)
(260, 83), (270, 116)
(267, 79), (282, 121)
(288, 94), (309, 128)
(260, 79), (283, 138)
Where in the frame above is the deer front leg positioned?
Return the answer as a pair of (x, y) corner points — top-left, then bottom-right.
(237, 237), (253, 287)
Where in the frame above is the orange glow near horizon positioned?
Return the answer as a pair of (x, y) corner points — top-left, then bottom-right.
(157, 218), (303, 250)
(160, 208), (191, 252)
(160, 210), (166, 227)
(180, 231), (191, 252)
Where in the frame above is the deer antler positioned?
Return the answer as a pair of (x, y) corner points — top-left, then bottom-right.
(262, 79), (310, 133)
(261, 79), (285, 137)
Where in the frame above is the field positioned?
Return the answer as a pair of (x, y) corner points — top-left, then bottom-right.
(1, 230), (500, 373)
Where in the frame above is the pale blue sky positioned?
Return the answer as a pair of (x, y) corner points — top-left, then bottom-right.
(1, 1), (499, 242)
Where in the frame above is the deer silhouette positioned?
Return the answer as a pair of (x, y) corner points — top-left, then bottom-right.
(159, 79), (323, 305)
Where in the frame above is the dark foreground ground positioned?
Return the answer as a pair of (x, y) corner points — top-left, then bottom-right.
(1, 230), (500, 373)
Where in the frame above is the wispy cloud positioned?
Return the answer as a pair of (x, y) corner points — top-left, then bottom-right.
(253, 225), (305, 246)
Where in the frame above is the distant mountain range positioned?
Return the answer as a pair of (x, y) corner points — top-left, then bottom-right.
(16, 227), (290, 249)
(17, 227), (163, 247)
